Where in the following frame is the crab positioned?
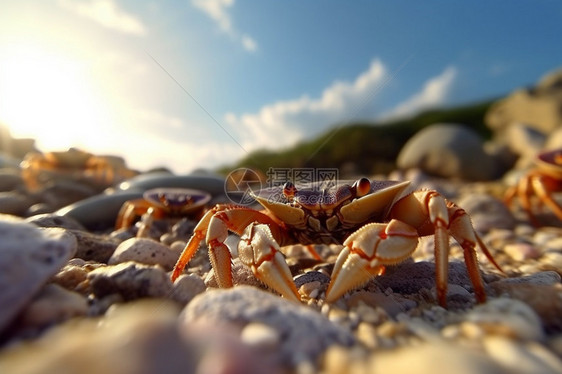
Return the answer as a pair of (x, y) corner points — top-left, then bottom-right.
(504, 148), (562, 226)
(20, 147), (137, 191)
(115, 188), (211, 237)
(172, 178), (501, 307)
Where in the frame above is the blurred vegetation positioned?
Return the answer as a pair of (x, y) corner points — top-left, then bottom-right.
(217, 99), (497, 177)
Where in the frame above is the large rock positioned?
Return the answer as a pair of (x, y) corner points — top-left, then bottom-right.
(181, 286), (355, 365)
(397, 123), (498, 180)
(0, 216), (77, 333)
(486, 68), (562, 135)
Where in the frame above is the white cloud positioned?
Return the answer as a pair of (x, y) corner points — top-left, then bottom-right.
(225, 59), (388, 151)
(192, 0), (258, 52)
(380, 66), (457, 120)
(58, 0), (147, 36)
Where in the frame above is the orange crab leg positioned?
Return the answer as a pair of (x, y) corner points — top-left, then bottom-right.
(532, 174), (562, 221)
(171, 204), (286, 284)
(390, 190), (498, 307)
(115, 199), (166, 230)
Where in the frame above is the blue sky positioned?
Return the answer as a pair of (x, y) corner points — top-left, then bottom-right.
(0, 1), (561, 173)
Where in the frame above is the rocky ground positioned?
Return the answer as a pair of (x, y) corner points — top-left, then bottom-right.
(0, 163), (561, 374)
(2, 69), (562, 373)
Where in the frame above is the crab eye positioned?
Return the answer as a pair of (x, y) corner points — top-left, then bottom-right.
(353, 178), (371, 197)
(283, 181), (297, 199)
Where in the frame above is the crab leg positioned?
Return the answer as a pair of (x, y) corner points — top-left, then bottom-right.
(532, 174), (562, 221)
(171, 205), (287, 288)
(115, 199), (166, 230)
(238, 223), (300, 301)
(325, 220), (419, 303)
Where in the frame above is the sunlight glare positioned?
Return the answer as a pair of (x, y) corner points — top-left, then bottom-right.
(0, 45), (112, 151)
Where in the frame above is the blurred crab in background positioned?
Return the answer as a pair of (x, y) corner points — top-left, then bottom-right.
(115, 188), (211, 237)
(504, 148), (562, 226)
(172, 178), (501, 307)
(20, 147), (138, 191)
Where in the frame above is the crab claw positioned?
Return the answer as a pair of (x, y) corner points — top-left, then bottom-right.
(326, 220), (419, 302)
(238, 223), (300, 302)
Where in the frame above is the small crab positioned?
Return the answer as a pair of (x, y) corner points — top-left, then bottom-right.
(505, 148), (562, 226)
(172, 178), (501, 307)
(115, 188), (211, 237)
(20, 147), (137, 191)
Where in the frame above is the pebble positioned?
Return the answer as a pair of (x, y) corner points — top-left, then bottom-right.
(180, 286), (355, 365)
(355, 343), (502, 374)
(465, 298), (545, 341)
(504, 242), (542, 261)
(0, 299), (196, 374)
(0, 169), (24, 191)
(396, 123), (499, 180)
(0, 191), (35, 215)
(87, 262), (173, 300)
(489, 282), (562, 333)
(170, 274), (206, 304)
(0, 218), (77, 333)
(17, 283), (88, 331)
(108, 237), (180, 271)
(457, 192), (516, 232)
(25, 213), (86, 231)
(346, 291), (417, 317)
(483, 336), (562, 374)
(70, 229), (121, 262)
(51, 264), (89, 291)
(240, 322), (281, 349)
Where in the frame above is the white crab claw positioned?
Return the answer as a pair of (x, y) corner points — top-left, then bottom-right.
(326, 220), (419, 302)
(238, 223), (300, 302)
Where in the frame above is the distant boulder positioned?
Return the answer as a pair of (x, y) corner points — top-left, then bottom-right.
(485, 68), (562, 135)
(397, 123), (499, 180)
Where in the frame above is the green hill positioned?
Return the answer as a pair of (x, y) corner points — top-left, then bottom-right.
(218, 99), (497, 177)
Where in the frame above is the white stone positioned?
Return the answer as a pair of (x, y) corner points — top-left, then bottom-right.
(109, 237), (179, 270)
(0, 219), (77, 333)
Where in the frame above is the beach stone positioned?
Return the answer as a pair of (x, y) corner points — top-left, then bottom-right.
(17, 283), (88, 330)
(0, 191), (35, 216)
(0, 219), (77, 333)
(347, 291), (417, 317)
(492, 271), (561, 286)
(503, 243), (541, 261)
(70, 229), (121, 263)
(374, 260), (474, 297)
(25, 213), (86, 231)
(109, 237), (180, 271)
(25, 203), (55, 216)
(490, 282), (562, 333)
(486, 87), (562, 134)
(366, 343), (502, 374)
(87, 262), (173, 300)
(0, 169), (24, 191)
(397, 123), (498, 180)
(457, 193), (516, 232)
(483, 336), (562, 374)
(240, 322), (281, 350)
(170, 274), (206, 305)
(465, 297), (545, 341)
(0, 300), (196, 374)
(294, 271), (331, 288)
(180, 286), (355, 365)
(39, 180), (98, 209)
(51, 264), (89, 291)
(504, 123), (546, 159)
